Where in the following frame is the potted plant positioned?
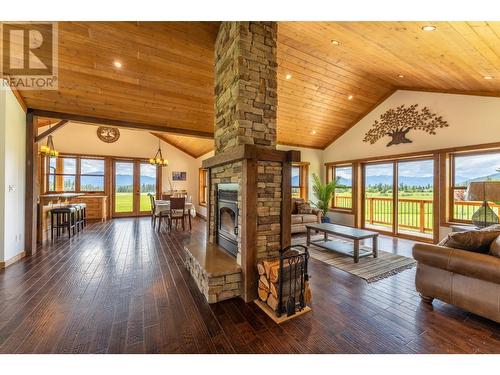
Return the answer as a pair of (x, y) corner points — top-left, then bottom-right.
(311, 173), (338, 223)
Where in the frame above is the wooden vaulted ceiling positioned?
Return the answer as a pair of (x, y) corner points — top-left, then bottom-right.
(17, 21), (500, 153)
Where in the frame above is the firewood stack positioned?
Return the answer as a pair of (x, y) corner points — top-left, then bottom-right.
(257, 257), (312, 313)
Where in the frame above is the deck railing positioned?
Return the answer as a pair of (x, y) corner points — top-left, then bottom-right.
(333, 196), (500, 233)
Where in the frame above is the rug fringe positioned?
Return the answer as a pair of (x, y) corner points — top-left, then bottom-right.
(365, 263), (416, 283)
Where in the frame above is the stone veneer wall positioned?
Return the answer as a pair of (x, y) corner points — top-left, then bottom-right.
(214, 21), (278, 154)
(184, 247), (242, 304)
(209, 162), (243, 264)
(256, 161), (282, 261)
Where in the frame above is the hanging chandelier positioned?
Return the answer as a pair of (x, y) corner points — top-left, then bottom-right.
(149, 139), (169, 167)
(40, 135), (59, 158)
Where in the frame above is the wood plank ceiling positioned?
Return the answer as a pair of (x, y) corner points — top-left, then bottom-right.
(17, 21), (500, 153)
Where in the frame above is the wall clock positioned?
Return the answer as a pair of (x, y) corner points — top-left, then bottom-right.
(97, 126), (120, 143)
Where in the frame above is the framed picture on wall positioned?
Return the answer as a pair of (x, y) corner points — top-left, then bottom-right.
(172, 171), (187, 181)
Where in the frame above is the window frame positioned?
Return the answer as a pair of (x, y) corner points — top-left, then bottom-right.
(291, 162), (309, 201)
(329, 163), (354, 213)
(198, 168), (208, 207)
(46, 155), (106, 193)
(448, 148), (500, 224)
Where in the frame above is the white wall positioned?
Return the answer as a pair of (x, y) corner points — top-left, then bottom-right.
(323, 90), (500, 238)
(44, 123), (201, 211)
(324, 90), (500, 162)
(0, 87), (26, 263)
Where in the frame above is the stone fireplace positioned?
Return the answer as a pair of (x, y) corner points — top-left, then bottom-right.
(201, 21), (299, 302)
(216, 183), (239, 257)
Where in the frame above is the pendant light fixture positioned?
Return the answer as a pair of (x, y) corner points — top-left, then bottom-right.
(40, 134), (59, 158)
(149, 139), (169, 167)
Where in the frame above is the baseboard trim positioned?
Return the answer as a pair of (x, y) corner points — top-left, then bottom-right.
(0, 251), (26, 269)
(196, 212), (207, 221)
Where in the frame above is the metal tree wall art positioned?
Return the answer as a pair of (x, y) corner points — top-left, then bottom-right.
(363, 104), (449, 147)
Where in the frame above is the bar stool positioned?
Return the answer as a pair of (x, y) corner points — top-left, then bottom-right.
(69, 203), (87, 230)
(51, 206), (77, 239)
(68, 204), (84, 231)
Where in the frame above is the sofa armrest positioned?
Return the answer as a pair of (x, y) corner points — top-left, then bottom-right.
(413, 243), (500, 284)
(311, 208), (322, 221)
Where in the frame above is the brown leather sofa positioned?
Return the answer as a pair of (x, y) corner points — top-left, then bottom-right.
(291, 198), (322, 234)
(413, 243), (500, 323)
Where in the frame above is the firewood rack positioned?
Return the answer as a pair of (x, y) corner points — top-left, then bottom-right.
(276, 245), (309, 318)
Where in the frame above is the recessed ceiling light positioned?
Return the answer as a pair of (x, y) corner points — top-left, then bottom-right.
(331, 40), (340, 45)
(113, 61), (123, 68)
(397, 74), (405, 78)
(421, 25), (437, 32)
(311, 130), (317, 135)
(285, 74), (292, 80)
(347, 94), (354, 100)
(484, 75), (494, 80)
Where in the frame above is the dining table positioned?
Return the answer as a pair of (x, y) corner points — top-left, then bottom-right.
(154, 199), (194, 232)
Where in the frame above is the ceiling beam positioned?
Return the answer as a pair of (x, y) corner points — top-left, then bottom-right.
(151, 132), (199, 158)
(29, 109), (214, 139)
(35, 120), (69, 143)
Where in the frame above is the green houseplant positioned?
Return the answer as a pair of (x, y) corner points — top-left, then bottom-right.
(311, 173), (338, 223)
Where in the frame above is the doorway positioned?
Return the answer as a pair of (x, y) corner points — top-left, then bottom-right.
(362, 157), (435, 240)
(112, 159), (160, 217)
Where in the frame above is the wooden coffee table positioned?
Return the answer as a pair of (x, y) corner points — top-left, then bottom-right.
(305, 223), (378, 263)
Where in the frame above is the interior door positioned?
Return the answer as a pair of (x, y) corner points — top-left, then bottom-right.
(113, 160), (137, 217)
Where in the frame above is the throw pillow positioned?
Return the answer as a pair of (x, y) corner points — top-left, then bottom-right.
(439, 229), (500, 253)
(297, 203), (313, 215)
(490, 235), (500, 258)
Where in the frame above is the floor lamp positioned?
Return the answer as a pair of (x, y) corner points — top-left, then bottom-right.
(465, 181), (500, 228)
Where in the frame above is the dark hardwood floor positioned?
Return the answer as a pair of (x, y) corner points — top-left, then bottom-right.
(0, 217), (499, 354)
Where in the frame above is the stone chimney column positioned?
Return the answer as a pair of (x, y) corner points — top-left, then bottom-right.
(214, 22), (277, 154)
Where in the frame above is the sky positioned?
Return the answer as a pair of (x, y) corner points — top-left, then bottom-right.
(115, 162), (157, 178)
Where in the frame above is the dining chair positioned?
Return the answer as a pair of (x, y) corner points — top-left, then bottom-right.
(169, 197), (186, 231)
(149, 193), (169, 230)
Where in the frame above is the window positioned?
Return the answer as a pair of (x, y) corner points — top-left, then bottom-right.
(199, 168), (208, 206)
(331, 165), (353, 210)
(291, 163), (309, 200)
(46, 156), (105, 193)
(450, 151), (500, 222)
(80, 158), (105, 192)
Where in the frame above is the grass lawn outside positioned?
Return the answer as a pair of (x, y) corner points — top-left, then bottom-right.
(115, 192), (152, 213)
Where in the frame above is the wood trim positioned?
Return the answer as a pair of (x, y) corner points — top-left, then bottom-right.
(29, 109), (214, 139)
(292, 162), (309, 201)
(325, 141), (500, 167)
(25, 110), (38, 254)
(198, 167), (208, 207)
(433, 154), (441, 244)
(0, 251), (26, 269)
(281, 157), (292, 250)
(329, 163), (355, 214)
(196, 212), (207, 221)
(202, 144), (300, 169)
(396, 87), (500, 99)
(35, 120), (69, 142)
(240, 158), (258, 302)
(278, 141), (324, 150)
(150, 132), (199, 158)
(322, 88), (397, 150)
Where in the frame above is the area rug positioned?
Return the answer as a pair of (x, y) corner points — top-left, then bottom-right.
(291, 234), (416, 283)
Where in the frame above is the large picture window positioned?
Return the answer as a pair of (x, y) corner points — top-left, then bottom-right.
(331, 165), (353, 210)
(450, 151), (500, 222)
(291, 163), (309, 200)
(46, 156), (106, 193)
